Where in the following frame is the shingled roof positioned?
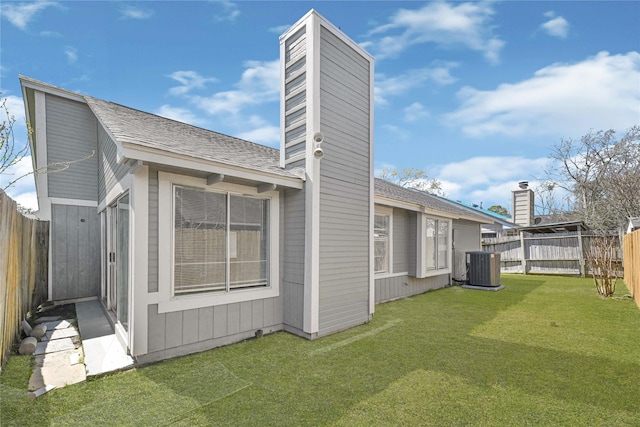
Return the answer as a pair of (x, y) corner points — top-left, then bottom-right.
(374, 178), (481, 218)
(84, 96), (300, 180)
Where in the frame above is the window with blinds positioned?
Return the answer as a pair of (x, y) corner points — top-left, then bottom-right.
(425, 217), (449, 271)
(173, 186), (269, 295)
(374, 214), (390, 273)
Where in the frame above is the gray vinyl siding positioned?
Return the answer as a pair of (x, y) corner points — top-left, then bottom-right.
(453, 219), (481, 253)
(282, 188), (305, 330)
(46, 94), (98, 200)
(51, 204), (101, 300)
(148, 168), (159, 293)
(393, 208), (409, 273)
(317, 26), (371, 335)
(283, 26), (307, 170)
(97, 123), (129, 203)
(144, 298), (282, 363)
(375, 274), (450, 304)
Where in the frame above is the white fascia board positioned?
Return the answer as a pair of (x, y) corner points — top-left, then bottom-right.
(374, 197), (422, 213)
(375, 197), (455, 218)
(19, 76), (86, 103)
(120, 143), (303, 190)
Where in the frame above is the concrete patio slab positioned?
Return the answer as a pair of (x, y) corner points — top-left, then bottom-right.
(30, 349), (86, 390)
(46, 328), (80, 340)
(76, 300), (134, 376)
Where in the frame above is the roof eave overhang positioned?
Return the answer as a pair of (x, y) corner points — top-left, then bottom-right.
(120, 141), (304, 190)
(374, 195), (487, 222)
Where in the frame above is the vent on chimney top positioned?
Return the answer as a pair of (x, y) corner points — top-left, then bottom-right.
(518, 181), (529, 189)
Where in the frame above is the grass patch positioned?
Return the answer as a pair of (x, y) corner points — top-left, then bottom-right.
(1, 275), (639, 426)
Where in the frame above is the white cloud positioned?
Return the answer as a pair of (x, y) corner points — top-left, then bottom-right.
(40, 30), (62, 38)
(376, 62), (458, 105)
(0, 1), (60, 30)
(191, 59), (279, 115)
(1, 155), (36, 196)
(3, 95), (27, 123)
(65, 46), (78, 63)
(403, 102), (431, 123)
(446, 51), (640, 138)
(269, 24), (290, 34)
(237, 125), (279, 147)
(214, 1), (240, 22)
(155, 104), (205, 126)
(13, 191), (39, 213)
(433, 156), (552, 208)
(541, 12), (569, 39)
(120, 5), (154, 20)
(367, 1), (504, 63)
(381, 124), (411, 140)
(167, 71), (218, 96)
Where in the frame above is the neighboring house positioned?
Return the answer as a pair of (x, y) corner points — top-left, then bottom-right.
(20, 10), (490, 363)
(627, 217), (640, 234)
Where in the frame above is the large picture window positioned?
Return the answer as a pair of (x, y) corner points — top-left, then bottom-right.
(174, 186), (269, 295)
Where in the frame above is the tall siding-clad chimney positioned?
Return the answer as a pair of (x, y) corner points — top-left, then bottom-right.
(280, 10), (375, 338)
(512, 182), (534, 226)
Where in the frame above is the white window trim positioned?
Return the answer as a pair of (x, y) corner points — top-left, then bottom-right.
(157, 172), (279, 313)
(374, 206), (393, 276)
(416, 214), (452, 278)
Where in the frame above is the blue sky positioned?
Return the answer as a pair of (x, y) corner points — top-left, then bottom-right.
(1, 1), (639, 213)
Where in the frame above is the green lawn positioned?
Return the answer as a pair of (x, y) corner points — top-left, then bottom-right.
(2, 275), (639, 426)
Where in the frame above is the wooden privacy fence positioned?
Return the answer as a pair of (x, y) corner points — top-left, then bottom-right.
(0, 190), (49, 370)
(482, 231), (623, 277)
(623, 229), (640, 308)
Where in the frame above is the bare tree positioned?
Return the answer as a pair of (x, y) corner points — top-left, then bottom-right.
(585, 234), (619, 297)
(378, 167), (445, 196)
(0, 97), (31, 189)
(545, 126), (640, 230)
(1, 96), (95, 192)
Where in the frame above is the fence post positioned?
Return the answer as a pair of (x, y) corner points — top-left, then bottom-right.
(520, 232), (527, 274)
(577, 228), (585, 277)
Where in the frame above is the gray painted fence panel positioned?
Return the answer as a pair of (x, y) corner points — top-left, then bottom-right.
(483, 232), (622, 276)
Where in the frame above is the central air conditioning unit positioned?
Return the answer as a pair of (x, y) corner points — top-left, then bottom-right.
(466, 251), (501, 287)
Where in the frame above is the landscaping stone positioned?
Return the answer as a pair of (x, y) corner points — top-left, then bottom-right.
(19, 337), (38, 355)
(31, 323), (47, 339)
(22, 320), (33, 336)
